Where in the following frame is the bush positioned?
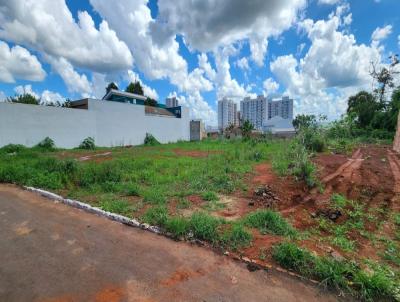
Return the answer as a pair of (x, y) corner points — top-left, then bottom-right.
(142, 206), (169, 226)
(0, 144), (26, 154)
(189, 212), (221, 242)
(36, 137), (55, 150)
(244, 210), (296, 236)
(165, 216), (190, 238)
(79, 137), (96, 150)
(201, 191), (218, 201)
(144, 133), (160, 146)
(272, 242), (400, 301)
(272, 242), (314, 274)
(221, 223), (252, 250)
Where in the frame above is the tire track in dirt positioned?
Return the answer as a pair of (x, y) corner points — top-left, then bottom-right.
(282, 148), (363, 214)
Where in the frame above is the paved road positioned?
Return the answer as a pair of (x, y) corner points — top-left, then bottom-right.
(0, 184), (339, 302)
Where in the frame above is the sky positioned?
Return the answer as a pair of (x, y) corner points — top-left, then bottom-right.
(0, 0), (399, 126)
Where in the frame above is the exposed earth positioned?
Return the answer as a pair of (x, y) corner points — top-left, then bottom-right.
(0, 184), (339, 302)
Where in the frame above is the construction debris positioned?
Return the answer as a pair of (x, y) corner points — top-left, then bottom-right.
(250, 185), (280, 208)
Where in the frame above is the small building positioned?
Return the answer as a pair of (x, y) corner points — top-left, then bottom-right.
(190, 120), (206, 141)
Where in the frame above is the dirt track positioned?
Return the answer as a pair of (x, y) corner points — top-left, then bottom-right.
(0, 184), (340, 302)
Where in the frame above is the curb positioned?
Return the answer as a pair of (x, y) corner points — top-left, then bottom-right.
(24, 186), (162, 235)
(24, 186), (320, 286)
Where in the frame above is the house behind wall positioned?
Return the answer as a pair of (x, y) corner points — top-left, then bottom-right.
(0, 98), (190, 148)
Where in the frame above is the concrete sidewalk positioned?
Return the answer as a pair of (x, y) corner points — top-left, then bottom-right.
(0, 184), (340, 302)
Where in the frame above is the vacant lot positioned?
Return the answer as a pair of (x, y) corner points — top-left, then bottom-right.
(0, 139), (399, 300)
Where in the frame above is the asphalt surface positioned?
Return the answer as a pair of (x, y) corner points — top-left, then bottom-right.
(0, 184), (340, 302)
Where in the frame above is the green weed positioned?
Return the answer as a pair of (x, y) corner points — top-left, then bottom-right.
(244, 210), (296, 236)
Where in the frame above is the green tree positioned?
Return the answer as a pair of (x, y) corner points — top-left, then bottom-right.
(241, 120), (254, 138)
(370, 54), (399, 105)
(347, 91), (381, 128)
(7, 93), (40, 105)
(292, 114), (317, 131)
(144, 97), (157, 107)
(126, 81), (144, 96)
(106, 82), (118, 93)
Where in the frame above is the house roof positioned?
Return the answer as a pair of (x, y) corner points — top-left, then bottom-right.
(102, 89), (147, 101)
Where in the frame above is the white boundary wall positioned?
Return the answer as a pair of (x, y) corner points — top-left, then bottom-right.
(0, 99), (190, 148)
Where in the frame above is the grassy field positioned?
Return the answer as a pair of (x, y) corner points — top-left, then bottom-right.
(0, 138), (399, 301)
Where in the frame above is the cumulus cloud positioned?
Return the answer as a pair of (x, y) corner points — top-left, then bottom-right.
(318, 0), (341, 5)
(263, 78), (279, 95)
(371, 25), (393, 42)
(14, 84), (65, 104)
(0, 90), (6, 101)
(151, 0), (306, 66)
(48, 56), (92, 96)
(0, 0), (132, 73)
(0, 40), (45, 83)
(271, 9), (381, 119)
(90, 0), (217, 123)
(236, 57), (250, 71)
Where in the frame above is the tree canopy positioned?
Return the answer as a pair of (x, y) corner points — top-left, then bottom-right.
(144, 97), (157, 107)
(292, 114), (317, 131)
(7, 93), (40, 105)
(125, 81), (144, 96)
(106, 82), (118, 93)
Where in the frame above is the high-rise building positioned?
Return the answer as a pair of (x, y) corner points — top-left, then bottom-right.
(239, 95), (294, 131)
(166, 96), (179, 108)
(240, 95), (267, 130)
(218, 97), (237, 130)
(268, 96), (293, 120)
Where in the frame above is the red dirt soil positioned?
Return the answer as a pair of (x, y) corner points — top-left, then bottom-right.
(238, 144), (400, 263)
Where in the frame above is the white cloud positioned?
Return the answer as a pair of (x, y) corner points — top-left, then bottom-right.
(0, 90), (5, 101)
(0, 0), (133, 73)
(271, 10), (381, 119)
(90, 0), (217, 124)
(13, 84), (65, 104)
(127, 70), (159, 100)
(0, 40), (45, 83)
(169, 91), (218, 127)
(263, 78), (279, 95)
(371, 25), (393, 42)
(318, 0), (341, 5)
(236, 57), (250, 71)
(151, 0), (306, 66)
(14, 85), (39, 98)
(48, 56), (92, 96)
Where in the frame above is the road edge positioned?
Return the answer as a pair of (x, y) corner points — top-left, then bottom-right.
(23, 185), (320, 286)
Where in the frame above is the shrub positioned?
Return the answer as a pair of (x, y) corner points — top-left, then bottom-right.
(189, 212), (221, 242)
(100, 199), (132, 216)
(0, 144), (26, 154)
(272, 242), (400, 301)
(272, 242), (314, 274)
(124, 183), (140, 196)
(221, 223), (252, 250)
(36, 137), (55, 150)
(142, 206), (169, 226)
(79, 137), (96, 150)
(201, 191), (218, 202)
(144, 133), (160, 146)
(165, 216), (190, 238)
(244, 210), (296, 236)
(142, 188), (166, 204)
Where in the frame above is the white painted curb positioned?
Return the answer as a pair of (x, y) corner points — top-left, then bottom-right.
(24, 186), (163, 235)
